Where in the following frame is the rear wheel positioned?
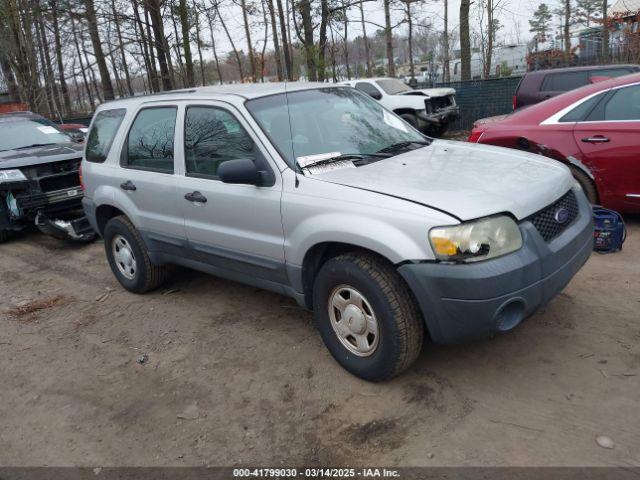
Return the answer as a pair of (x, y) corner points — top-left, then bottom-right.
(570, 167), (598, 204)
(103, 215), (169, 293)
(312, 252), (424, 381)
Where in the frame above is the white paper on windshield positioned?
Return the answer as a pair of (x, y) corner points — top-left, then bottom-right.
(304, 160), (356, 175)
(297, 152), (342, 168)
(37, 126), (60, 134)
(383, 110), (409, 133)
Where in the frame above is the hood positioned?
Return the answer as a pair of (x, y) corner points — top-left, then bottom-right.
(398, 87), (456, 98)
(0, 142), (84, 169)
(309, 140), (573, 221)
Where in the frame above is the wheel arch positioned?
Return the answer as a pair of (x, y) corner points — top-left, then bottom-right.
(95, 204), (128, 236)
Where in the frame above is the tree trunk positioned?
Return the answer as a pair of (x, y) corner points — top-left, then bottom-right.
(132, 0), (159, 92)
(145, 0), (173, 90)
(0, 55), (20, 102)
(266, 0), (283, 80)
(317, 0), (329, 81)
(206, 9), (224, 84)
(359, 0), (371, 76)
(601, 0), (609, 60)
(112, 0), (134, 95)
(383, 0), (394, 76)
(177, 0), (195, 86)
(83, 0), (115, 100)
(406, 1), (414, 79)
(192, 2), (206, 85)
(240, 0), (257, 81)
(460, 0), (471, 80)
(298, 0), (317, 81)
(50, 0), (72, 113)
(443, 0), (450, 82)
(70, 14), (96, 110)
(216, 3), (244, 80)
(275, 0), (292, 79)
(484, 0), (493, 79)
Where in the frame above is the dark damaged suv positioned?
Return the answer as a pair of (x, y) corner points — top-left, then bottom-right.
(0, 112), (94, 242)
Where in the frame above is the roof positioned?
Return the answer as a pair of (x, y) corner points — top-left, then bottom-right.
(523, 64), (640, 78)
(611, 0), (640, 14)
(102, 82), (338, 109)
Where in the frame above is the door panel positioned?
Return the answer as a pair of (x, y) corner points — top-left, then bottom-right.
(116, 105), (187, 251)
(176, 103), (286, 282)
(572, 84), (640, 209)
(573, 123), (640, 208)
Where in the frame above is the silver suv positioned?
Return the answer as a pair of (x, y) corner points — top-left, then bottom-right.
(82, 83), (593, 381)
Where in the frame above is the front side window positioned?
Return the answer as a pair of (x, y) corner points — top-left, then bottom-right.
(246, 87), (428, 168)
(125, 107), (177, 173)
(355, 82), (382, 98)
(86, 108), (126, 162)
(603, 85), (640, 121)
(184, 106), (257, 178)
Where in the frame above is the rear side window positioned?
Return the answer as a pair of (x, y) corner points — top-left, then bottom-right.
(559, 92), (606, 122)
(541, 72), (588, 92)
(124, 107), (177, 173)
(85, 108), (126, 163)
(184, 106), (257, 178)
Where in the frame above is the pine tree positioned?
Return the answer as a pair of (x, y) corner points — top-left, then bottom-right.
(529, 3), (553, 42)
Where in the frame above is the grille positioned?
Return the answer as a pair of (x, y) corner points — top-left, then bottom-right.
(529, 190), (579, 242)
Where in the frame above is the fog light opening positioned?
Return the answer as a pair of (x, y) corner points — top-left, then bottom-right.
(495, 300), (525, 332)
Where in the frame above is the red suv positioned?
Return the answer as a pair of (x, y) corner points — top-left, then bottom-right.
(469, 73), (640, 213)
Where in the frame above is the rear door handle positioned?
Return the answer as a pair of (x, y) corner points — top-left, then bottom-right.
(582, 136), (610, 143)
(184, 191), (207, 203)
(120, 180), (137, 191)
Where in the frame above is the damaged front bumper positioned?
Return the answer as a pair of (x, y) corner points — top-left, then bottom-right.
(35, 211), (95, 241)
(417, 105), (460, 126)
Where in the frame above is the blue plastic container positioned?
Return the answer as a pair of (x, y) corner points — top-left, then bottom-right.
(593, 207), (626, 253)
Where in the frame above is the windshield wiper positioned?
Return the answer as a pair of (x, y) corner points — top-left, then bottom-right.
(299, 152), (391, 170)
(12, 143), (58, 150)
(376, 139), (432, 155)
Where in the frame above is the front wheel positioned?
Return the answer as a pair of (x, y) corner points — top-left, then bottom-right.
(312, 252), (424, 381)
(103, 215), (169, 293)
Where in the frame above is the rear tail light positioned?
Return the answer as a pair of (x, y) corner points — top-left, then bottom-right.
(467, 130), (484, 143)
(79, 162), (85, 191)
(512, 95), (517, 110)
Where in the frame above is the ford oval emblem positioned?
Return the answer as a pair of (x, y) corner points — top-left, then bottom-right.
(554, 208), (570, 224)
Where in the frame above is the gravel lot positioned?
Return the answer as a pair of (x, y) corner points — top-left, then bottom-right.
(1, 218), (639, 467)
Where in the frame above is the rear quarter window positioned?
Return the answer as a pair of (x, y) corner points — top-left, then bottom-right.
(85, 109), (127, 163)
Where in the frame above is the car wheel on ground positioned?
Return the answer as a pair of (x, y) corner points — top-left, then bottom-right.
(103, 215), (169, 293)
(569, 167), (598, 205)
(312, 252), (424, 381)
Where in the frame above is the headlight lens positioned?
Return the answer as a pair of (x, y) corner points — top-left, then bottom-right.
(0, 169), (27, 183)
(429, 215), (523, 263)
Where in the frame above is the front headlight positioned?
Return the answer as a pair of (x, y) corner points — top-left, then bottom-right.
(0, 169), (27, 183)
(429, 215), (523, 263)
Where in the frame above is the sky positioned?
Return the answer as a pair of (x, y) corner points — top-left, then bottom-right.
(208, 0), (543, 58)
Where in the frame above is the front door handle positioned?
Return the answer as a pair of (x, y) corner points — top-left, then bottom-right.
(184, 191), (207, 203)
(582, 136), (610, 143)
(120, 180), (137, 191)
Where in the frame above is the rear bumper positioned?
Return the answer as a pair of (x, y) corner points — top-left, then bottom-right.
(398, 189), (593, 344)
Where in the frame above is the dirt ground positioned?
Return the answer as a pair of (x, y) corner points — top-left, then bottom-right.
(1, 218), (639, 468)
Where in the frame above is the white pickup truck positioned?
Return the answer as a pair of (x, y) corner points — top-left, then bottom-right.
(341, 77), (459, 136)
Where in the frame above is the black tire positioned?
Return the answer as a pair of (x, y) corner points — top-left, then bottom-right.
(103, 215), (169, 293)
(0, 230), (11, 243)
(312, 252), (424, 381)
(428, 123), (448, 137)
(400, 113), (418, 128)
(570, 167), (598, 204)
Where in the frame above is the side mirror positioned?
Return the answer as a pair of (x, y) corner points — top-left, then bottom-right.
(218, 158), (261, 185)
(369, 91), (382, 100)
